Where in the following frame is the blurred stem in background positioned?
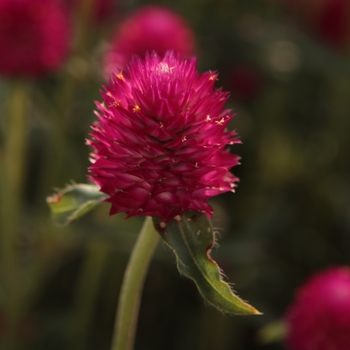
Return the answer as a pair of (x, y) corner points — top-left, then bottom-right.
(69, 240), (111, 350)
(0, 80), (30, 349)
(40, 0), (98, 198)
(75, 0), (96, 54)
(111, 217), (159, 350)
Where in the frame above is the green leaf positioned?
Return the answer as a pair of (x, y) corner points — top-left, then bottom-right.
(153, 211), (261, 315)
(46, 183), (108, 226)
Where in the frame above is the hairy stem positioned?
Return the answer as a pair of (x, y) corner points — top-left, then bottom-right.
(110, 217), (159, 350)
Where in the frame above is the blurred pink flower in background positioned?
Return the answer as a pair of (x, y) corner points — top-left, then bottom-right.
(285, 266), (350, 350)
(0, 0), (71, 78)
(88, 52), (240, 221)
(312, 0), (350, 50)
(103, 5), (195, 75)
(281, 0), (350, 51)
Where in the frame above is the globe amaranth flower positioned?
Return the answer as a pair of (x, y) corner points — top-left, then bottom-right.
(88, 52), (240, 221)
(285, 267), (350, 350)
(103, 5), (195, 74)
(0, 0), (70, 77)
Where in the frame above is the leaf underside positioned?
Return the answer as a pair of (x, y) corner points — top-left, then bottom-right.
(46, 183), (108, 226)
(153, 211), (261, 315)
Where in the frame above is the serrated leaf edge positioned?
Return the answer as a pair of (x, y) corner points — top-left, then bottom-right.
(174, 218), (261, 315)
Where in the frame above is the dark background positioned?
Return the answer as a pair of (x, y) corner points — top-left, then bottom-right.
(1, 0), (350, 349)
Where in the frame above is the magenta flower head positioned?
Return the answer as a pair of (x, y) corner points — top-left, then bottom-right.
(285, 266), (350, 350)
(88, 52), (240, 221)
(0, 0), (71, 77)
(104, 5), (195, 74)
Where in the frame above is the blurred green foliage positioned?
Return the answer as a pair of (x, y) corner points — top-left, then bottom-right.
(1, 0), (350, 349)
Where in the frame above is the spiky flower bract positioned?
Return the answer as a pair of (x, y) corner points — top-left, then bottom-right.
(88, 52), (240, 221)
(285, 267), (350, 350)
(0, 0), (71, 77)
(104, 5), (195, 74)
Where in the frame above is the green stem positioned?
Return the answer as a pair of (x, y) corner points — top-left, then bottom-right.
(110, 217), (160, 350)
(74, 0), (96, 55)
(0, 80), (29, 349)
